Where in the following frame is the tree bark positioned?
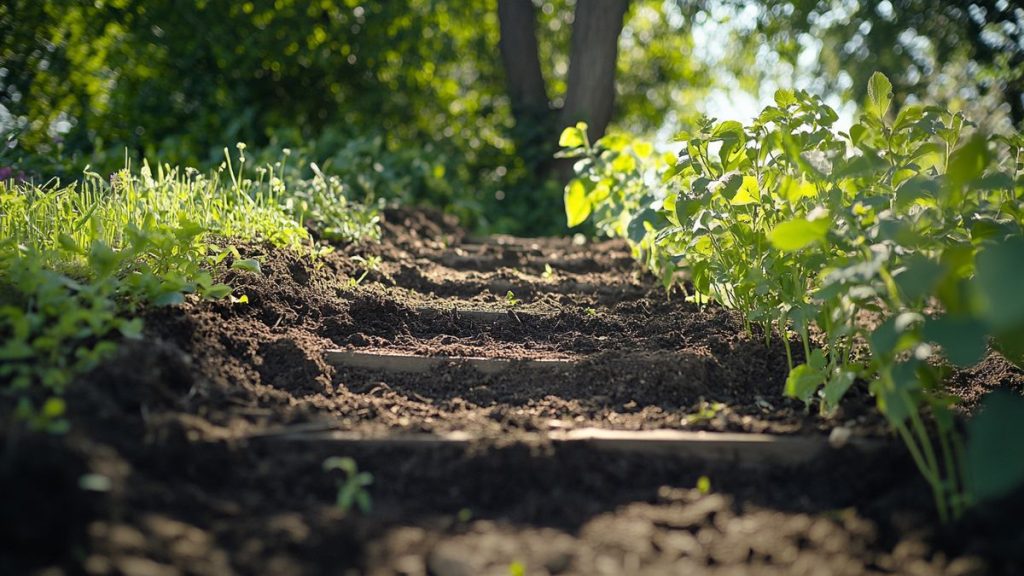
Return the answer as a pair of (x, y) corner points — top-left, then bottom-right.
(560, 0), (629, 143)
(497, 0), (550, 137)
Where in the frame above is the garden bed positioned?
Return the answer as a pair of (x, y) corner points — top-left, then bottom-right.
(2, 209), (1022, 575)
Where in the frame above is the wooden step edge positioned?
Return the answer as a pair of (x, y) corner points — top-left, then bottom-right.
(324, 349), (574, 375)
(251, 427), (886, 466)
(413, 307), (533, 323)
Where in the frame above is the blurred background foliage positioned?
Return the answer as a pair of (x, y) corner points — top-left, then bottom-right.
(1, 0), (1021, 235)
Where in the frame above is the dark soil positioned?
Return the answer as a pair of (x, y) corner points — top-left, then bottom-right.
(2, 207), (1023, 575)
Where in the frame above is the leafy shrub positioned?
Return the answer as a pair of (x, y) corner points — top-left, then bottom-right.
(561, 72), (1024, 520)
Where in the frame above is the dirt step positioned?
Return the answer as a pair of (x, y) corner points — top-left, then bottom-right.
(413, 306), (545, 323)
(436, 251), (635, 274)
(249, 426), (882, 467)
(325, 349), (573, 374)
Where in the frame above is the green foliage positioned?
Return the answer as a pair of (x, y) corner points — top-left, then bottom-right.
(1, 149), (378, 427)
(323, 456), (373, 514)
(0, 0), (723, 235)
(967, 391), (1024, 503)
(562, 72), (1024, 521)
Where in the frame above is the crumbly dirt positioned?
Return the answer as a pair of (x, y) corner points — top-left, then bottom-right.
(2, 207), (1022, 575)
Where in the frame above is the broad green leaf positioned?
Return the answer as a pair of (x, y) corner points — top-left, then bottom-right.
(627, 208), (656, 244)
(564, 179), (591, 228)
(730, 176), (760, 205)
(784, 363), (824, 406)
(768, 217), (829, 252)
(866, 72), (893, 119)
(922, 316), (988, 367)
(967, 390), (1024, 502)
(558, 123), (588, 148)
(947, 135), (990, 190)
(153, 291), (185, 307)
(88, 241), (120, 278)
(974, 236), (1024, 331)
(611, 152), (636, 173)
(779, 176), (817, 203)
(774, 88), (797, 107)
(715, 172), (744, 200)
(633, 141), (653, 159)
(231, 258), (262, 274)
(823, 369), (856, 411)
(894, 255), (944, 302)
(203, 283), (234, 299)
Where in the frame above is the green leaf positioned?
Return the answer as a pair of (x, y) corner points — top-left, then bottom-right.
(715, 172), (744, 200)
(768, 216), (829, 252)
(203, 283), (234, 299)
(866, 72), (893, 119)
(564, 179), (591, 228)
(611, 152), (636, 173)
(153, 291), (185, 307)
(558, 123), (588, 148)
(627, 208), (656, 244)
(784, 363), (824, 406)
(894, 255), (944, 302)
(823, 369), (856, 411)
(947, 135), (990, 190)
(730, 176), (760, 205)
(88, 241), (120, 278)
(41, 397), (66, 419)
(118, 317), (145, 340)
(774, 88), (797, 107)
(967, 390), (1024, 502)
(922, 316), (988, 367)
(974, 236), (1024, 331)
(57, 233), (80, 253)
(231, 258), (262, 274)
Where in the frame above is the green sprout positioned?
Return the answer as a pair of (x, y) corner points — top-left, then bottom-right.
(322, 456), (373, 514)
(504, 289), (521, 308)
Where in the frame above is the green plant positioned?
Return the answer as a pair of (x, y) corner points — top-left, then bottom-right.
(504, 290), (521, 308)
(696, 475), (712, 495)
(347, 255), (382, 287)
(322, 456), (373, 514)
(560, 73), (1024, 521)
(1, 148), (379, 427)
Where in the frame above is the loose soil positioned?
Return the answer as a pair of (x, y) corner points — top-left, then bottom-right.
(2, 208), (1022, 575)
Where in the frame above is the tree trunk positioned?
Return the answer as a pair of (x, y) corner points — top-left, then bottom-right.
(560, 0), (629, 144)
(497, 0), (551, 155)
(1008, 86), (1023, 130)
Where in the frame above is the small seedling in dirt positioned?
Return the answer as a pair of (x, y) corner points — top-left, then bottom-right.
(457, 508), (473, 523)
(680, 399), (726, 426)
(584, 307), (597, 317)
(508, 561), (526, 576)
(348, 255), (382, 287)
(697, 475), (712, 494)
(542, 263), (555, 279)
(504, 290), (521, 308)
(323, 456), (373, 514)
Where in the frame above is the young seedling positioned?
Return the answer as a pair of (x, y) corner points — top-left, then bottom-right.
(348, 254), (382, 287)
(697, 475), (712, 495)
(322, 456), (373, 514)
(504, 289), (521, 308)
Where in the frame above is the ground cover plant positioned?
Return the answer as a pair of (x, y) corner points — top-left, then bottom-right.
(0, 146), (377, 428)
(561, 72), (1024, 521)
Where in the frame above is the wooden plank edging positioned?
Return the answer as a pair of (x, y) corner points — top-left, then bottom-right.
(253, 427), (883, 466)
(325, 349), (573, 375)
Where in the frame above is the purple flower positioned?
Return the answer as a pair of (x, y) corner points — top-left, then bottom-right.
(0, 166), (13, 181)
